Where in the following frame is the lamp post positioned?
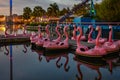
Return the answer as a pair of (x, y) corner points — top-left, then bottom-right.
(10, 0), (12, 16)
(90, 0), (96, 17)
(9, 0), (13, 25)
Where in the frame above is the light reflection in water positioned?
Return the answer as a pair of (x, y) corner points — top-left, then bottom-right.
(0, 24), (27, 35)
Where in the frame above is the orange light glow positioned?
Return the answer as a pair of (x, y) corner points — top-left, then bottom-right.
(0, 27), (6, 31)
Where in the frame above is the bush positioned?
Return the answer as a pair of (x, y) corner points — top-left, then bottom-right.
(28, 22), (49, 26)
(95, 0), (120, 21)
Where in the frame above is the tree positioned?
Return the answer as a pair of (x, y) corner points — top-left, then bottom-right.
(95, 0), (120, 21)
(47, 3), (59, 17)
(73, 4), (90, 17)
(47, 7), (53, 17)
(59, 8), (69, 16)
(23, 7), (32, 20)
(32, 6), (46, 17)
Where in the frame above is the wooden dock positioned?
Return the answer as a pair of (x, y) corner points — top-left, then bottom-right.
(0, 34), (95, 51)
(0, 35), (30, 44)
(68, 40), (95, 50)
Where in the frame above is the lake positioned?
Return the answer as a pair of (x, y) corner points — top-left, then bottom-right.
(0, 43), (120, 80)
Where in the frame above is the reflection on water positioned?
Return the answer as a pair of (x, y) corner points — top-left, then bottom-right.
(0, 24), (29, 35)
(0, 44), (120, 80)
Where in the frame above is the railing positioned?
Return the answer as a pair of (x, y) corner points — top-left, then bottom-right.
(26, 22), (120, 40)
(59, 22), (120, 25)
(50, 22), (120, 39)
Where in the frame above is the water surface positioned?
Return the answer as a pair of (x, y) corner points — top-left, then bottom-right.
(0, 44), (120, 80)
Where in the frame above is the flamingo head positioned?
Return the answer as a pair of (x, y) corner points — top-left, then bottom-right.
(73, 24), (77, 31)
(88, 25), (93, 29)
(31, 32), (36, 36)
(23, 24), (26, 28)
(73, 24), (76, 28)
(56, 24), (60, 29)
(109, 25), (112, 30)
(77, 26), (82, 32)
(6, 26), (9, 28)
(45, 25), (49, 30)
(96, 26), (101, 31)
(38, 25), (41, 31)
(64, 25), (68, 31)
(77, 27), (80, 31)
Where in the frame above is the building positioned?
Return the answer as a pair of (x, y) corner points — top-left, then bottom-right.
(0, 15), (6, 23)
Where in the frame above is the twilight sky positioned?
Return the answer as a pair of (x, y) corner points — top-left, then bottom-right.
(0, 0), (102, 15)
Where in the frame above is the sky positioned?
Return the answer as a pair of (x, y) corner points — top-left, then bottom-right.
(0, 0), (102, 15)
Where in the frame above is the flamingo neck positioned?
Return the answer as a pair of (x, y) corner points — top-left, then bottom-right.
(56, 26), (61, 41)
(73, 27), (77, 39)
(38, 27), (42, 38)
(88, 27), (93, 41)
(77, 27), (82, 47)
(64, 27), (69, 43)
(45, 26), (50, 39)
(96, 28), (101, 47)
(5, 27), (9, 35)
(38, 27), (40, 33)
(109, 29), (112, 42)
(23, 27), (26, 35)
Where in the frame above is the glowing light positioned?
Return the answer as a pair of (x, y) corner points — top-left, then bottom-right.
(0, 27), (6, 31)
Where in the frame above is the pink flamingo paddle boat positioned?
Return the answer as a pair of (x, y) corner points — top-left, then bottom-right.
(88, 25), (107, 44)
(35, 25), (50, 47)
(30, 25), (41, 42)
(71, 25), (86, 41)
(76, 26), (107, 58)
(30, 32), (38, 42)
(5, 25), (31, 38)
(43, 25), (62, 48)
(5, 26), (16, 37)
(102, 25), (119, 54)
(30, 25), (42, 44)
(44, 25), (69, 51)
(71, 25), (77, 40)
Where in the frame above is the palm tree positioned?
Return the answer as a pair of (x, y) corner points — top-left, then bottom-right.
(47, 7), (52, 17)
(23, 7), (32, 21)
(73, 4), (89, 17)
(47, 3), (59, 17)
(32, 6), (46, 22)
(32, 6), (46, 17)
(59, 8), (70, 16)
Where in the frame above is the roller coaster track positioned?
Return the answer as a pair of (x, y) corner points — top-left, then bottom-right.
(59, 0), (89, 22)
